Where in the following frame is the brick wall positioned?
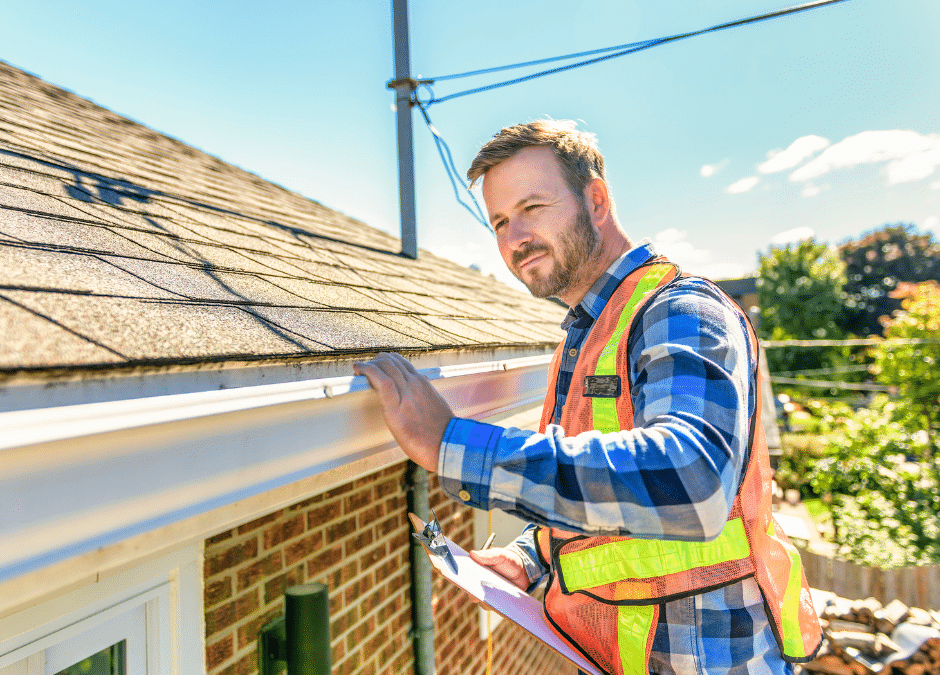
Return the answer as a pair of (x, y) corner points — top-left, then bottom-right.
(203, 462), (575, 675)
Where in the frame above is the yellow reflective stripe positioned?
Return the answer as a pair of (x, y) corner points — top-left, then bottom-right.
(560, 518), (751, 589)
(592, 264), (674, 433)
(773, 520), (810, 658)
(618, 605), (655, 675)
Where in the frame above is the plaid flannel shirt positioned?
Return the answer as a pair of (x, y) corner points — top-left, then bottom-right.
(437, 243), (793, 675)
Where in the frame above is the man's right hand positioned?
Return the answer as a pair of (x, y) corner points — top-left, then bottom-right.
(468, 547), (530, 591)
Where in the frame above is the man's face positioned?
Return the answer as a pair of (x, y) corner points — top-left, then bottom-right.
(481, 146), (600, 300)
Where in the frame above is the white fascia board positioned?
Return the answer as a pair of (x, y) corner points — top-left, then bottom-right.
(0, 354), (551, 584)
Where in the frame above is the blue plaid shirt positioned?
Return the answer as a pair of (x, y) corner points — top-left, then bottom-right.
(437, 243), (792, 675)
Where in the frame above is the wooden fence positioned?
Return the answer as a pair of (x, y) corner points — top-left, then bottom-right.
(800, 548), (940, 609)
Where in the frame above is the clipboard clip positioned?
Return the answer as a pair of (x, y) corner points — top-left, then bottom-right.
(411, 509), (459, 574)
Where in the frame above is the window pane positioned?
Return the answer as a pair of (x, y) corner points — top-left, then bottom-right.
(54, 640), (126, 675)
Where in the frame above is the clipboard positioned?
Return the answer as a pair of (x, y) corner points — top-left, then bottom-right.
(408, 512), (604, 675)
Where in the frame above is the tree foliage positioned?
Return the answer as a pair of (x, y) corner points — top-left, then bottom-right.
(756, 239), (847, 374)
(838, 224), (940, 337)
(873, 281), (940, 429)
(808, 397), (940, 567)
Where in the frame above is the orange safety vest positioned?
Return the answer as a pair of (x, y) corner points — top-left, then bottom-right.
(534, 260), (822, 675)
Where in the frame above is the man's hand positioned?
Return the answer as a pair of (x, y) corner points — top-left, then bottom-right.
(353, 352), (454, 472)
(468, 547), (530, 591)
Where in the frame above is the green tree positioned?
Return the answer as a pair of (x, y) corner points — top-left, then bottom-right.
(756, 239), (847, 375)
(873, 281), (940, 430)
(838, 224), (940, 337)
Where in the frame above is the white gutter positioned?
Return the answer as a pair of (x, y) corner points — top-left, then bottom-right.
(0, 354), (551, 584)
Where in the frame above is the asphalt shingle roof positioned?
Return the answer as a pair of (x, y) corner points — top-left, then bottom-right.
(0, 61), (566, 374)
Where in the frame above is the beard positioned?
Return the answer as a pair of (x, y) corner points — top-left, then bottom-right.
(511, 202), (600, 300)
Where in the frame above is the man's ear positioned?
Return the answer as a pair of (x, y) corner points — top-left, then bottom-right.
(584, 177), (611, 224)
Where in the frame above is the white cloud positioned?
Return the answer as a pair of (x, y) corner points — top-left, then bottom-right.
(924, 216), (939, 232)
(725, 176), (760, 194)
(700, 159), (729, 177)
(770, 227), (815, 246)
(757, 135), (830, 174)
(789, 130), (940, 184)
(653, 227), (687, 245)
(801, 183), (831, 198)
(650, 229), (752, 280)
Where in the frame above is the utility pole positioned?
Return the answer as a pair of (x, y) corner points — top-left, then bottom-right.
(388, 0), (418, 260)
(388, 10), (434, 673)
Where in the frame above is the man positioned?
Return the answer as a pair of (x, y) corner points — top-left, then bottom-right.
(354, 120), (820, 675)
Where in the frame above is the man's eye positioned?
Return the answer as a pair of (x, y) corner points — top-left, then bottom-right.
(493, 220), (507, 231)
(525, 204), (542, 212)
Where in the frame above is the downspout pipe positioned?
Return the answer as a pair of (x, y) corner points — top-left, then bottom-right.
(405, 460), (435, 675)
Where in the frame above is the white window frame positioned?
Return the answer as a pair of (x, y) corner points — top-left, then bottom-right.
(0, 544), (202, 675)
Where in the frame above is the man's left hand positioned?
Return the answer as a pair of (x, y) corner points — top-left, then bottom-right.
(353, 352), (454, 472)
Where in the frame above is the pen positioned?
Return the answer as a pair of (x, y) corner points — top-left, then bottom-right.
(482, 532), (496, 550)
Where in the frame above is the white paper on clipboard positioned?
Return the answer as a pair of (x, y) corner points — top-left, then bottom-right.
(409, 513), (604, 675)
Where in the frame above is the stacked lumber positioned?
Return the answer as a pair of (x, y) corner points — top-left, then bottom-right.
(802, 596), (940, 675)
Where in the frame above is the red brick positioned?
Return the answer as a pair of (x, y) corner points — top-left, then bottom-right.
(360, 542), (387, 571)
(237, 510), (283, 535)
(324, 515), (357, 541)
(204, 537), (259, 577)
(205, 599), (237, 637)
(325, 482), (353, 499)
(205, 635), (233, 670)
(344, 488), (372, 514)
(263, 513), (305, 549)
(363, 624), (390, 657)
(357, 503), (385, 528)
(235, 589), (261, 620)
(205, 530), (233, 546)
(307, 544), (343, 575)
(263, 564), (305, 605)
(343, 529), (375, 556)
(204, 577), (232, 609)
(236, 606), (284, 650)
(374, 477), (398, 499)
(330, 560), (358, 588)
(307, 500), (341, 529)
(283, 530), (324, 566)
(330, 606), (358, 638)
(236, 551), (283, 592)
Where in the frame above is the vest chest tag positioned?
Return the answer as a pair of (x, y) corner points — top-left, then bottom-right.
(583, 375), (621, 398)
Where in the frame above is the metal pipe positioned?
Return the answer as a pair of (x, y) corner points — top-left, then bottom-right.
(286, 583), (331, 675)
(391, 0), (418, 259)
(405, 460), (435, 675)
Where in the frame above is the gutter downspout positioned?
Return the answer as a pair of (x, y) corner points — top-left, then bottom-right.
(405, 460), (435, 675)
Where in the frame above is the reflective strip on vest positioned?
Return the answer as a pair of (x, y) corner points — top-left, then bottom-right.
(593, 263), (675, 433)
(618, 605), (657, 675)
(770, 520), (811, 658)
(559, 518), (751, 590)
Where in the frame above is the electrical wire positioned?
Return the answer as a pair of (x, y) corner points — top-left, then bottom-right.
(414, 101), (492, 232)
(421, 0), (852, 106)
(761, 338), (940, 347)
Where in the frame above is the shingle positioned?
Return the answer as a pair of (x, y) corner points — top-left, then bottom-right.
(0, 245), (179, 299)
(0, 61), (570, 372)
(0, 294), (125, 368)
(4, 290), (330, 361)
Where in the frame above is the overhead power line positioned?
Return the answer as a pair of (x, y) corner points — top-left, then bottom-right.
(419, 0), (852, 106)
(769, 376), (892, 392)
(761, 338), (940, 347)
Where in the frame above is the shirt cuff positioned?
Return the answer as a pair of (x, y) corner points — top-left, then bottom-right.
(437, 417), (502, 509)
(506, 524), (547, 591)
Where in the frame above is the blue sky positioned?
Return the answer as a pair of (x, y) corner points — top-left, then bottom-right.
(3, 0), (938, 291)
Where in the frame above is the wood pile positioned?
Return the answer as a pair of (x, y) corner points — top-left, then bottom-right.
(801, 596), (940, 675)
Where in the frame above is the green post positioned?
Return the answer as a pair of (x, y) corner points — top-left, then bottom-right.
(286, 583), (331, 675)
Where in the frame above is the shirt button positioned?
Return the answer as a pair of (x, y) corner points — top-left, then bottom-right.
(568, 348), (578, 358)
(458, 489), (472, 502)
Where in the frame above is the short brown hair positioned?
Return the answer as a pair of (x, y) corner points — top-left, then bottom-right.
(467, 119), (606, 198)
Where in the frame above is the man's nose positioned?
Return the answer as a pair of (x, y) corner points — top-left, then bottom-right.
(505, 217), (533, 250)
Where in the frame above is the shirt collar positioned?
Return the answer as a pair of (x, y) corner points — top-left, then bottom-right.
(560, 240), (657, 330)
